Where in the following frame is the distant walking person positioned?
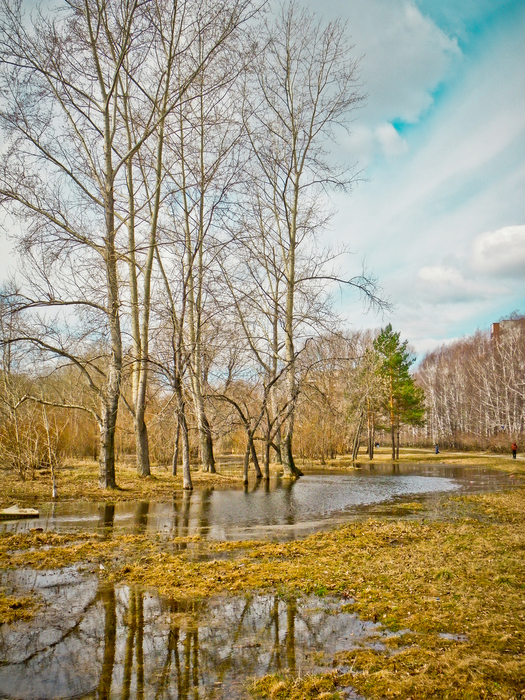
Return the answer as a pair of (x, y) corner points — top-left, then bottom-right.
(435, 444), (439, 454)
(511, 441), (518, 459)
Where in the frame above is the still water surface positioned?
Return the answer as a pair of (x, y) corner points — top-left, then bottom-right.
(0, 568), (373, 700)
(1, 462), (516, 540)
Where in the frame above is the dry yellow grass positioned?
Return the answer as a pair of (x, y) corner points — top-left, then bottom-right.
(0, 460), (250, 507)
(0, 590), (38, 624)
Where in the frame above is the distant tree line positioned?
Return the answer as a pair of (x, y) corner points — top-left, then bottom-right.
(415, 315), (525, 450)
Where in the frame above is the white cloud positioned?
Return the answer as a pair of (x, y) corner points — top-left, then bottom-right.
(325, 0), (461, 164)
(376, 123), (408, 157)
(416, 265), (490, 303)
(412, 335), (462, 357)
(472, 225), (525, 277)
(346, 0), (460, 124)
(331, 1), (525, 356)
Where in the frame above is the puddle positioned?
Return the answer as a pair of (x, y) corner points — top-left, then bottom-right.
(0, 569), (371, 699)
(1, 463), (517, 540)
(439, 632), (468, 642)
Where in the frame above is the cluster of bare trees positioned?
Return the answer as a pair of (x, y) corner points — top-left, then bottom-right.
(415, 316), (525, 449)
(294, 326), (425, 463)
(0, 0), (386, 488)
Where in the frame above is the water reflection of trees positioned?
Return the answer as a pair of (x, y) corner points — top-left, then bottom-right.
(94, 480), (297, 542)
(97, 586), (307, 699)
(0, 576), (354, 699)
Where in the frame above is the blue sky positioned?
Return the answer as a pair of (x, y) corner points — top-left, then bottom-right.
(310, 0), (525, 356)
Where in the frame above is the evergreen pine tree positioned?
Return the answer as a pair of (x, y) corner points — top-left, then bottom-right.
(373, 324), (425, 459)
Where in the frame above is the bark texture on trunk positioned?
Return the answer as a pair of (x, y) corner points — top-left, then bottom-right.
(99, 396), (118, 489)
(198, 412), (216, 473)
(250, 438), (263, 478)
(281, 430), (303, 477)
(134, 410), (151, 477)
(174, 378), (193, 490)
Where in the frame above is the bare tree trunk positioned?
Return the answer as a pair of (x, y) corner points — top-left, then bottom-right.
(250, 437), (263, 478)
(99, 396), (118, 489)
(263, 432), (271, 480)
(243, 440), (250, 484)
(367, 408), (375, 461)
(134, 415), (151, 477)
(352, 411), (364, 462)
(174, 376), (192, 490)
(281, 190), (302, 479)
(172, 420), (181, 476)
(99, 237), (121, 489)
(42, 406), (58, 499)
(197, 411), (216, 473)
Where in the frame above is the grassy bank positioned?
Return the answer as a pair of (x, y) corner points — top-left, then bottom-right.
(0, 460), (246, 508)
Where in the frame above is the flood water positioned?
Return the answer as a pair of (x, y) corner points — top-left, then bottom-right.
(1, 462), (517, 540)
(1, 463), (520, 699)
(0, 568), (375, 700)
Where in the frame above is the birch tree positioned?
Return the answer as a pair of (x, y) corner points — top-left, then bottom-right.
(242, 1), (371, 476)
(0, 0), (258, 486)
(162, 35), (250, 473)
(0, 0), (146, 487)
(120, 0), (256, 477)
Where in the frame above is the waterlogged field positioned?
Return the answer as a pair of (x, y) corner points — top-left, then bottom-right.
(1, 450), (524, 699)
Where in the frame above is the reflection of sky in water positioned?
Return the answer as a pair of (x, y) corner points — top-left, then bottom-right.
(1, 464), (517, 539)
(0, 569), (371, 700)
(206, 474), (457, 533)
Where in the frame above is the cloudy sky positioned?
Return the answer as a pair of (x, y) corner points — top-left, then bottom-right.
(1, 0), (523, 358)
(308, 0), (525, 356)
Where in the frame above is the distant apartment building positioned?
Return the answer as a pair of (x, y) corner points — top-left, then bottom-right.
(491, 317), (525, 341)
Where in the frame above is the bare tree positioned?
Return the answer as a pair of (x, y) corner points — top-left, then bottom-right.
(241, 1), (376, 476)
(120, 0), (259, 477)
(0, 0), (259, 487)
(0, 0), (147, 486)
(161, 33), (251, 473)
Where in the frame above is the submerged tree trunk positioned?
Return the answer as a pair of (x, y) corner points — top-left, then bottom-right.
(250, 437), (263, 478)
(263, 437), (271, 480)
(243, 441), (250, 484)
(281, 430), (302, 477)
